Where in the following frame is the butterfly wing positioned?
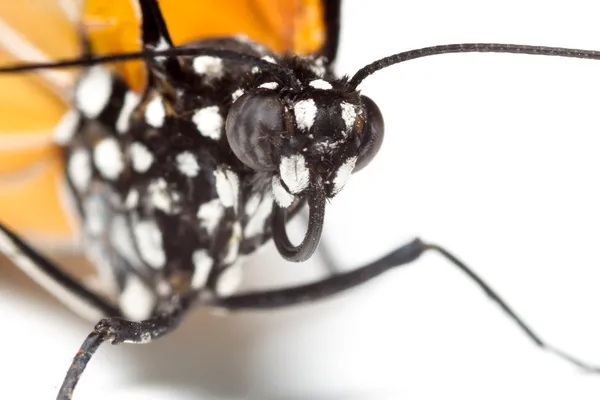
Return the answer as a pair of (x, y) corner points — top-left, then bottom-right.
(0, 1), (81, 244)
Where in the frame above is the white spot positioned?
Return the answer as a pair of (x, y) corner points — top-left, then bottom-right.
(145, 96), (166, 128)
(176, 151), (200, 177)
(332, 156), (357, 195)
(231, 89), (245, 102)
(130, 142), (154, 173)
(116, 91), (141, 133)
(133, 220), (166, 269)
(197, 198), (224, 235)
(216, 261), (243, 296)
(75, 66), (112, 118)
(259, 82), (279, 90)
(148, 178), (174, 213)
(244, 193), (273, 237)
(309, 79), (332, 90)
(214, 167), (239, 211)
(125, 190), (139, 209)
(262, 56), (277, 64)
(272, 176), (295, 208)
(191, 249), (213, 288)
(294, 99), (317, 131)
(67, 148), (91, 192)
(119, 274), (155, 321)
(223, 222), (242, 264)
(94, 137), (124, 180)
(279, 154), (310, 194)
(139, 332), (152, 344)
(193, 56), (223, 79)
(153, 36), (170, 62)
(214, 169), (233, 207)
(82, 197), (105, 235)
(192, 106), (223, 140)
(53, 110), (80, 145)
(226, 170), (240, 212)
(252, 55), (277, 73)
(155, 36), (170, 50)
(341, 102), (357, 132)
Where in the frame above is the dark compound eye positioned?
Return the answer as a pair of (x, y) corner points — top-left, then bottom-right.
(225, 91), (285, 171)
(354, 95), (384, 172)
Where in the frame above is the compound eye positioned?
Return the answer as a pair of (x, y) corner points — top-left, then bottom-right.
(226, 92), (285, 171)
(354, 95), (384, 172)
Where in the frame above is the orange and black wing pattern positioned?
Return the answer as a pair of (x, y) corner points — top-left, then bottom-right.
(0, 0), (341, 245)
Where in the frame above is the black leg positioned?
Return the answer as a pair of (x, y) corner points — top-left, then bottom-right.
(0, 222), (120, 319)
(138, 0), (175, 48)
(214, 238), (600, 373)
(322, 0), (342, 63)
(57, 293), (196, 400)
(137, 0), (183, 79)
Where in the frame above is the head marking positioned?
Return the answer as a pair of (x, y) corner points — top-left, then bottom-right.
(294, 99), (317, 131)
(272, 176), (295, 208)
(279, 154), (310, 194)
(309, 79), (332, 90)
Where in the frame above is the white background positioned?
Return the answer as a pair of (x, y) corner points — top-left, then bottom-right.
(2, 0), (600, 399)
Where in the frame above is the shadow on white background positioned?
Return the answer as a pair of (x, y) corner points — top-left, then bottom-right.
(2, 0), (600, 399)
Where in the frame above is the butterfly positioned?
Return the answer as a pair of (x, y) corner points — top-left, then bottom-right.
(0, 1), (599, 398)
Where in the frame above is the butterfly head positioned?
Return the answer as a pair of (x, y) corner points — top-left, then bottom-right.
(226, 77), (384, 205)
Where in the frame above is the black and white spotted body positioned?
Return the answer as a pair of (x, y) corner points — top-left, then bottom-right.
(62, 36), (376, 320)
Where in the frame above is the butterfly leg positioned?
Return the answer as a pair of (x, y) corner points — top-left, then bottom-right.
(0, 222), (120, 320)
(56, 293), (194, 400)
(216, 238), (600, 373)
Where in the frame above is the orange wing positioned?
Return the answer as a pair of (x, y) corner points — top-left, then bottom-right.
(0, 0), (331, 244)
(83, 0), (328, 91)
(0, 1), (81, 245)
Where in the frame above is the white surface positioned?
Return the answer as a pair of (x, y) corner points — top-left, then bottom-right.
(2, 0), (600, 399)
